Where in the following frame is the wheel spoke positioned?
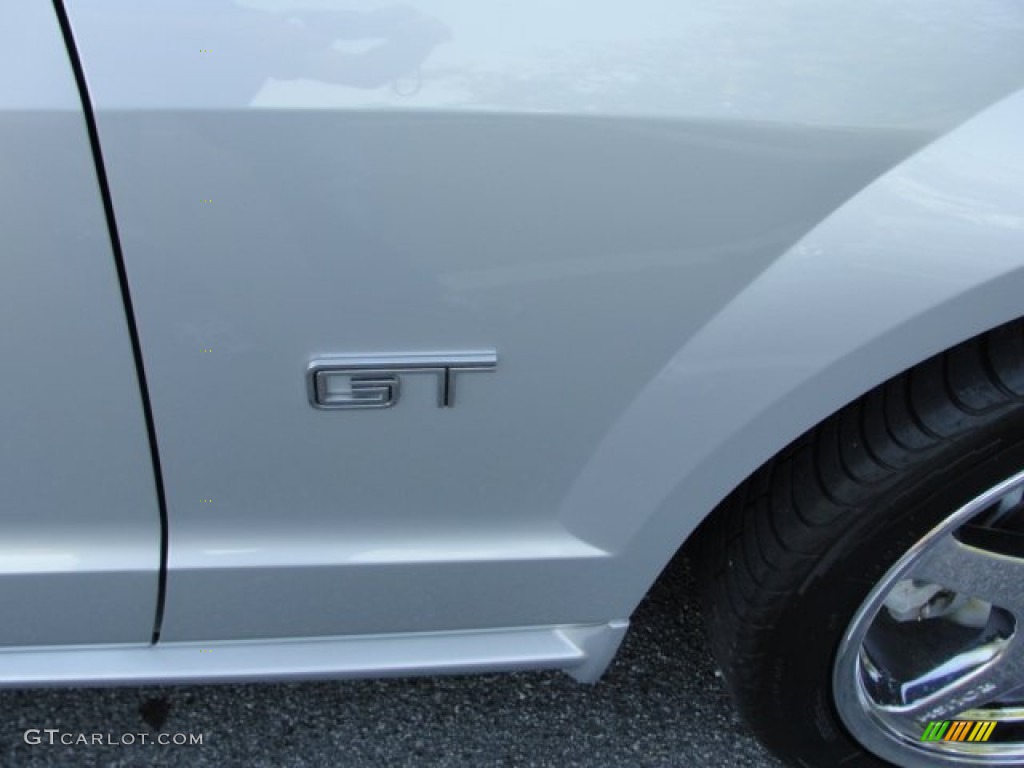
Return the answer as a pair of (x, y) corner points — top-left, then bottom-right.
(909, 533), (1024, 620)
(882, 530), (1024, 723)
(834, 471), (1024, 766)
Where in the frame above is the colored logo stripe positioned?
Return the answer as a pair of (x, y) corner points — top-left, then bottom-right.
(949, 721), (972, 741)
(968, 721), (998, 742)
(921, 721), (997, 743)
(921, 721), (950, 741)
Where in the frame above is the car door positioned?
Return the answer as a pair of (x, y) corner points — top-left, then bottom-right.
(0, 3), (160, 646)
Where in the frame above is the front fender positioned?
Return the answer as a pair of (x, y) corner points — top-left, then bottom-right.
(559, 89), (1024, 613)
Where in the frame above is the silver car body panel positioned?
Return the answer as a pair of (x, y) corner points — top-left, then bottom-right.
(0, 620), (627, 687)
(0, 3), (160, 646)
(1, 1), (1021, 680)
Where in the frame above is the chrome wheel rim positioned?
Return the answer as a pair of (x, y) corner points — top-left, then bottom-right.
(834, 468), (1024, 767)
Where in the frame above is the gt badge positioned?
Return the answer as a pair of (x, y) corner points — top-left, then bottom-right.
(307, 352), (497, 410)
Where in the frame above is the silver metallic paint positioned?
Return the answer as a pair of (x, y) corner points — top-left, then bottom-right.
(563, 90), (1024, 625)
(0, 620), (626, 687)
(0, 3), (160, 646)
(8, 0), (1021, 681)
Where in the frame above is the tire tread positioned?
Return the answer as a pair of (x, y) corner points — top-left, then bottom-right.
(696, 318), (1024, 759)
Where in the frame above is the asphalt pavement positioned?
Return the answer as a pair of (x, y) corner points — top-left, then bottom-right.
(0, 554), (783, 768)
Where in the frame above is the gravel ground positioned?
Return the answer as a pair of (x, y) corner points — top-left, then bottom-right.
(0, 554), (783, 768)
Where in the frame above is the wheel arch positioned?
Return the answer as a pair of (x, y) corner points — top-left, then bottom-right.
(557, 89), (1024, 622)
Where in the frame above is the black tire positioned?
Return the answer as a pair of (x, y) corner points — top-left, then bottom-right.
(696, 318), (1024, 767)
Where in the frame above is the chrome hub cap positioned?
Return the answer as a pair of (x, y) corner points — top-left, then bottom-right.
(834, 469), (1024, 766)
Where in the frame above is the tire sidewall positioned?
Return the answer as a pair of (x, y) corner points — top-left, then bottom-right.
(764, 416), (1024, 766)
